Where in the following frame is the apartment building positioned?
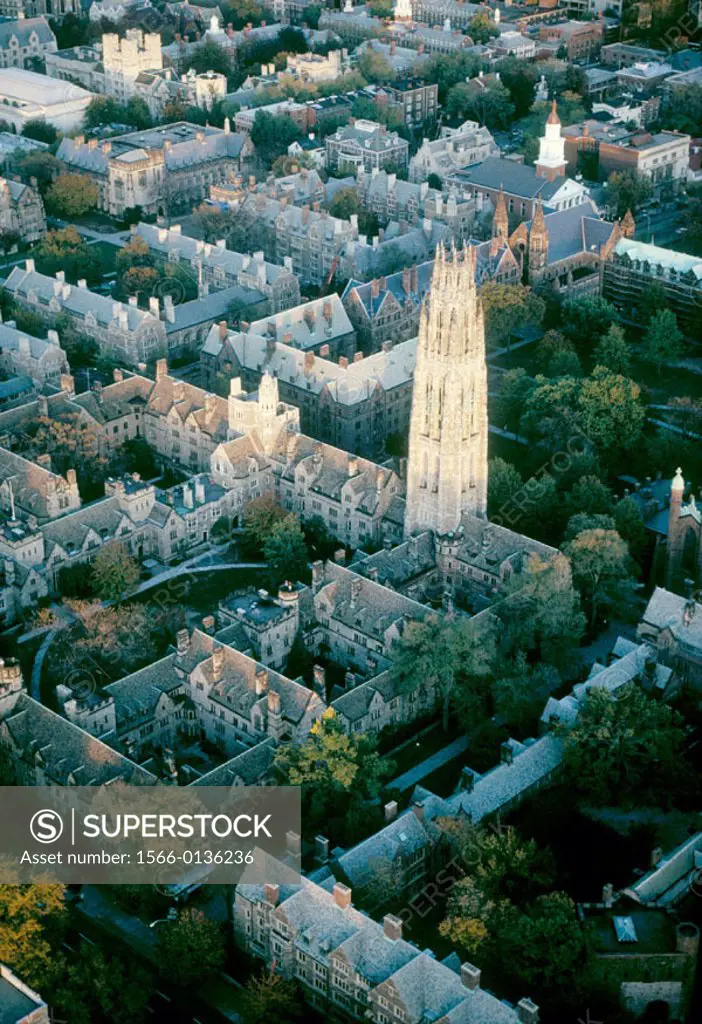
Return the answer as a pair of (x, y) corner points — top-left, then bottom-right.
(374, 78), (437, 128)
(57, 121), (253, 218)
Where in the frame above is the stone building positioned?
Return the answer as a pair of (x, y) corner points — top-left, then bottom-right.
(234, 192), (357, 287)
(508, 196), (625, 294)
(0, 16), (56, 68)
(601, 238), (702, 337)
(0, 175), (45, 244)
(0, 320), (69, 386)
(125, 221), (301, 314)
(102, 27), (161, 100)
(245, 294), (356, 363)
(4, 262), (167, 365)
(408, 120), (498, 184)
(57, 121), (253, 218)
(325, 119), (409, 174)
(201, 325), (417, 458)
(355, 168), (475, 241)
(404, 244), (488, 537)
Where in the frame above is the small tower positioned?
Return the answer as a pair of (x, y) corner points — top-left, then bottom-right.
(535, 100), (566, 181)
(666, 467), (687, 590)
(528, 198), (549, 278)
(490, 186), (508, 257)
(621, 208), (636, 239)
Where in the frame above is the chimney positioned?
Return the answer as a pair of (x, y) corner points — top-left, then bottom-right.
(264, 882), (279, 906)
(338, 355), (349, 369)
(268, 689), (281, 716)
(113, 368), (124, 383)
(311, 560), (324, 592)
(315, 835), (330, 862)
(312, 664), (326, 697)
(651, 846), (664, 868)
(517, 999), (539, 1024)
(77, 278), (87, 289)
(384, 801), (398, 822)
(285, 831), (301, 857)
(155, 358), (168, 379)
(350, 577), (362, 606)
(201, 615), (216, 633)
(255, 667), (268, 695)
(211, 643), (224, 680)
(333, 882), (352, 909)
(411, 800), (424, 821)
(383, 914), (403, 941)
(148, 296), (160, 317)
(500, 741), (514, 765)
(176, 628), (190, 655)
(461, 963), (481, 991)
(304, 351), (315, 374)
(602, 883), (614, 908)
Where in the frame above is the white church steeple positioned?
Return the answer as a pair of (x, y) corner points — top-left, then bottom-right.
(535, 100), (566, 181)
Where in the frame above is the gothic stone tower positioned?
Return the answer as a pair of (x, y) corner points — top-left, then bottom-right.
(404, 244), (488, 538)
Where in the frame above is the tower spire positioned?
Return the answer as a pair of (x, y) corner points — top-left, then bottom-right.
(404, 245), (487, 538)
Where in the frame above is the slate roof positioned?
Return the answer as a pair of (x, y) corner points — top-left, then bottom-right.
(206, 327), (417, 405)
(0, 16), (55, 48)
(191, 736), (278, 786)
(383, 952), (469, 1021)
(0, 322), (63, 366)
(454, 514), (557, 576)
(4, 266), (159, 333)
(247, 293), (353, 351)
(0, 447), (69, 519)
(451, 156), (567, 202)
(0, 692), (157, 785)
(104, 654), (181, 731)
(347, 220), (450, 278)
(613, 237), (702, 281)
(342, 258), (433, 319)
(519, 198), (613, 264)
(640, 586), (702, 651)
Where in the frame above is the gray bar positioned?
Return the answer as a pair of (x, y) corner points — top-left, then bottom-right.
(0, 786), (301, 885)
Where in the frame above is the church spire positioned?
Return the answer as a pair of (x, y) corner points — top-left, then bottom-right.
(404, 244), (488, 538)
(621, 208), (636, 239)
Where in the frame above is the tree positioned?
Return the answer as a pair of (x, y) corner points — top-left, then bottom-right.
(593, 323), (631, 376)
(564, 513), (615, 542)
(641, 308), (684, 373)
(50, 600), (159, 678)
(15, 150), (62, 190)
(447, 81), (515, 130)
(263, 514), (309, 586)
(158, 908), (225, 987)
(427, 172), (442, 191)
(561, 295), (617, 353)
(640, 280), (669, 324)
(493, 366), (534, 436)
(125, 95), (152, 130)
(496, 58), (537, 118)
(45, 173), (99, 218)
(367, 0), (393, 14)
(420, 52), (481, 103)
(579, 367), (645, 456)
(357, 48), (394, 84)
(479, 282), (544, 348)
(487, 457), (522, 519)
(567, 474), (613, 517)
(241, 966), (304, 1024)
(251, 110), (303, 165)
(614, 495), (647, 562)
(17, 410), (107, 498)
(606, 169), (652, 217)
(493, 652), (559, 735)
(91, 541), (140, 604)
(563, 527), (635, 629)
(498, 892), (585, 1000)
(0, 884), (67, 992)
(84, 95), (124, 130)
(22, 118), (58, 144)
(54, 941), (151, 1024)
(468, 13), (500, 43)
(275, 708), (392, 795)
(34, 226), (95, 284)
(547, 347), (582, 378)
(392, 614), (499, 730)
(559, 685), (689, 806)
(243, 496), (289, 553)
(186, 39), (231, 77)
(328, 186), (378, 235)
(500, 553), (585, 674)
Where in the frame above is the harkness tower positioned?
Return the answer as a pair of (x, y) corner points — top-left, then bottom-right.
(404, 242), (488, 538)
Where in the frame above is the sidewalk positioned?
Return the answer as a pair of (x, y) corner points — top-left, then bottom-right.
(387, 736), (469, 793)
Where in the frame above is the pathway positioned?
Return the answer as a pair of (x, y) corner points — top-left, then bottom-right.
(131, 559), (266, 598)
(387, 735), (469, 793)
